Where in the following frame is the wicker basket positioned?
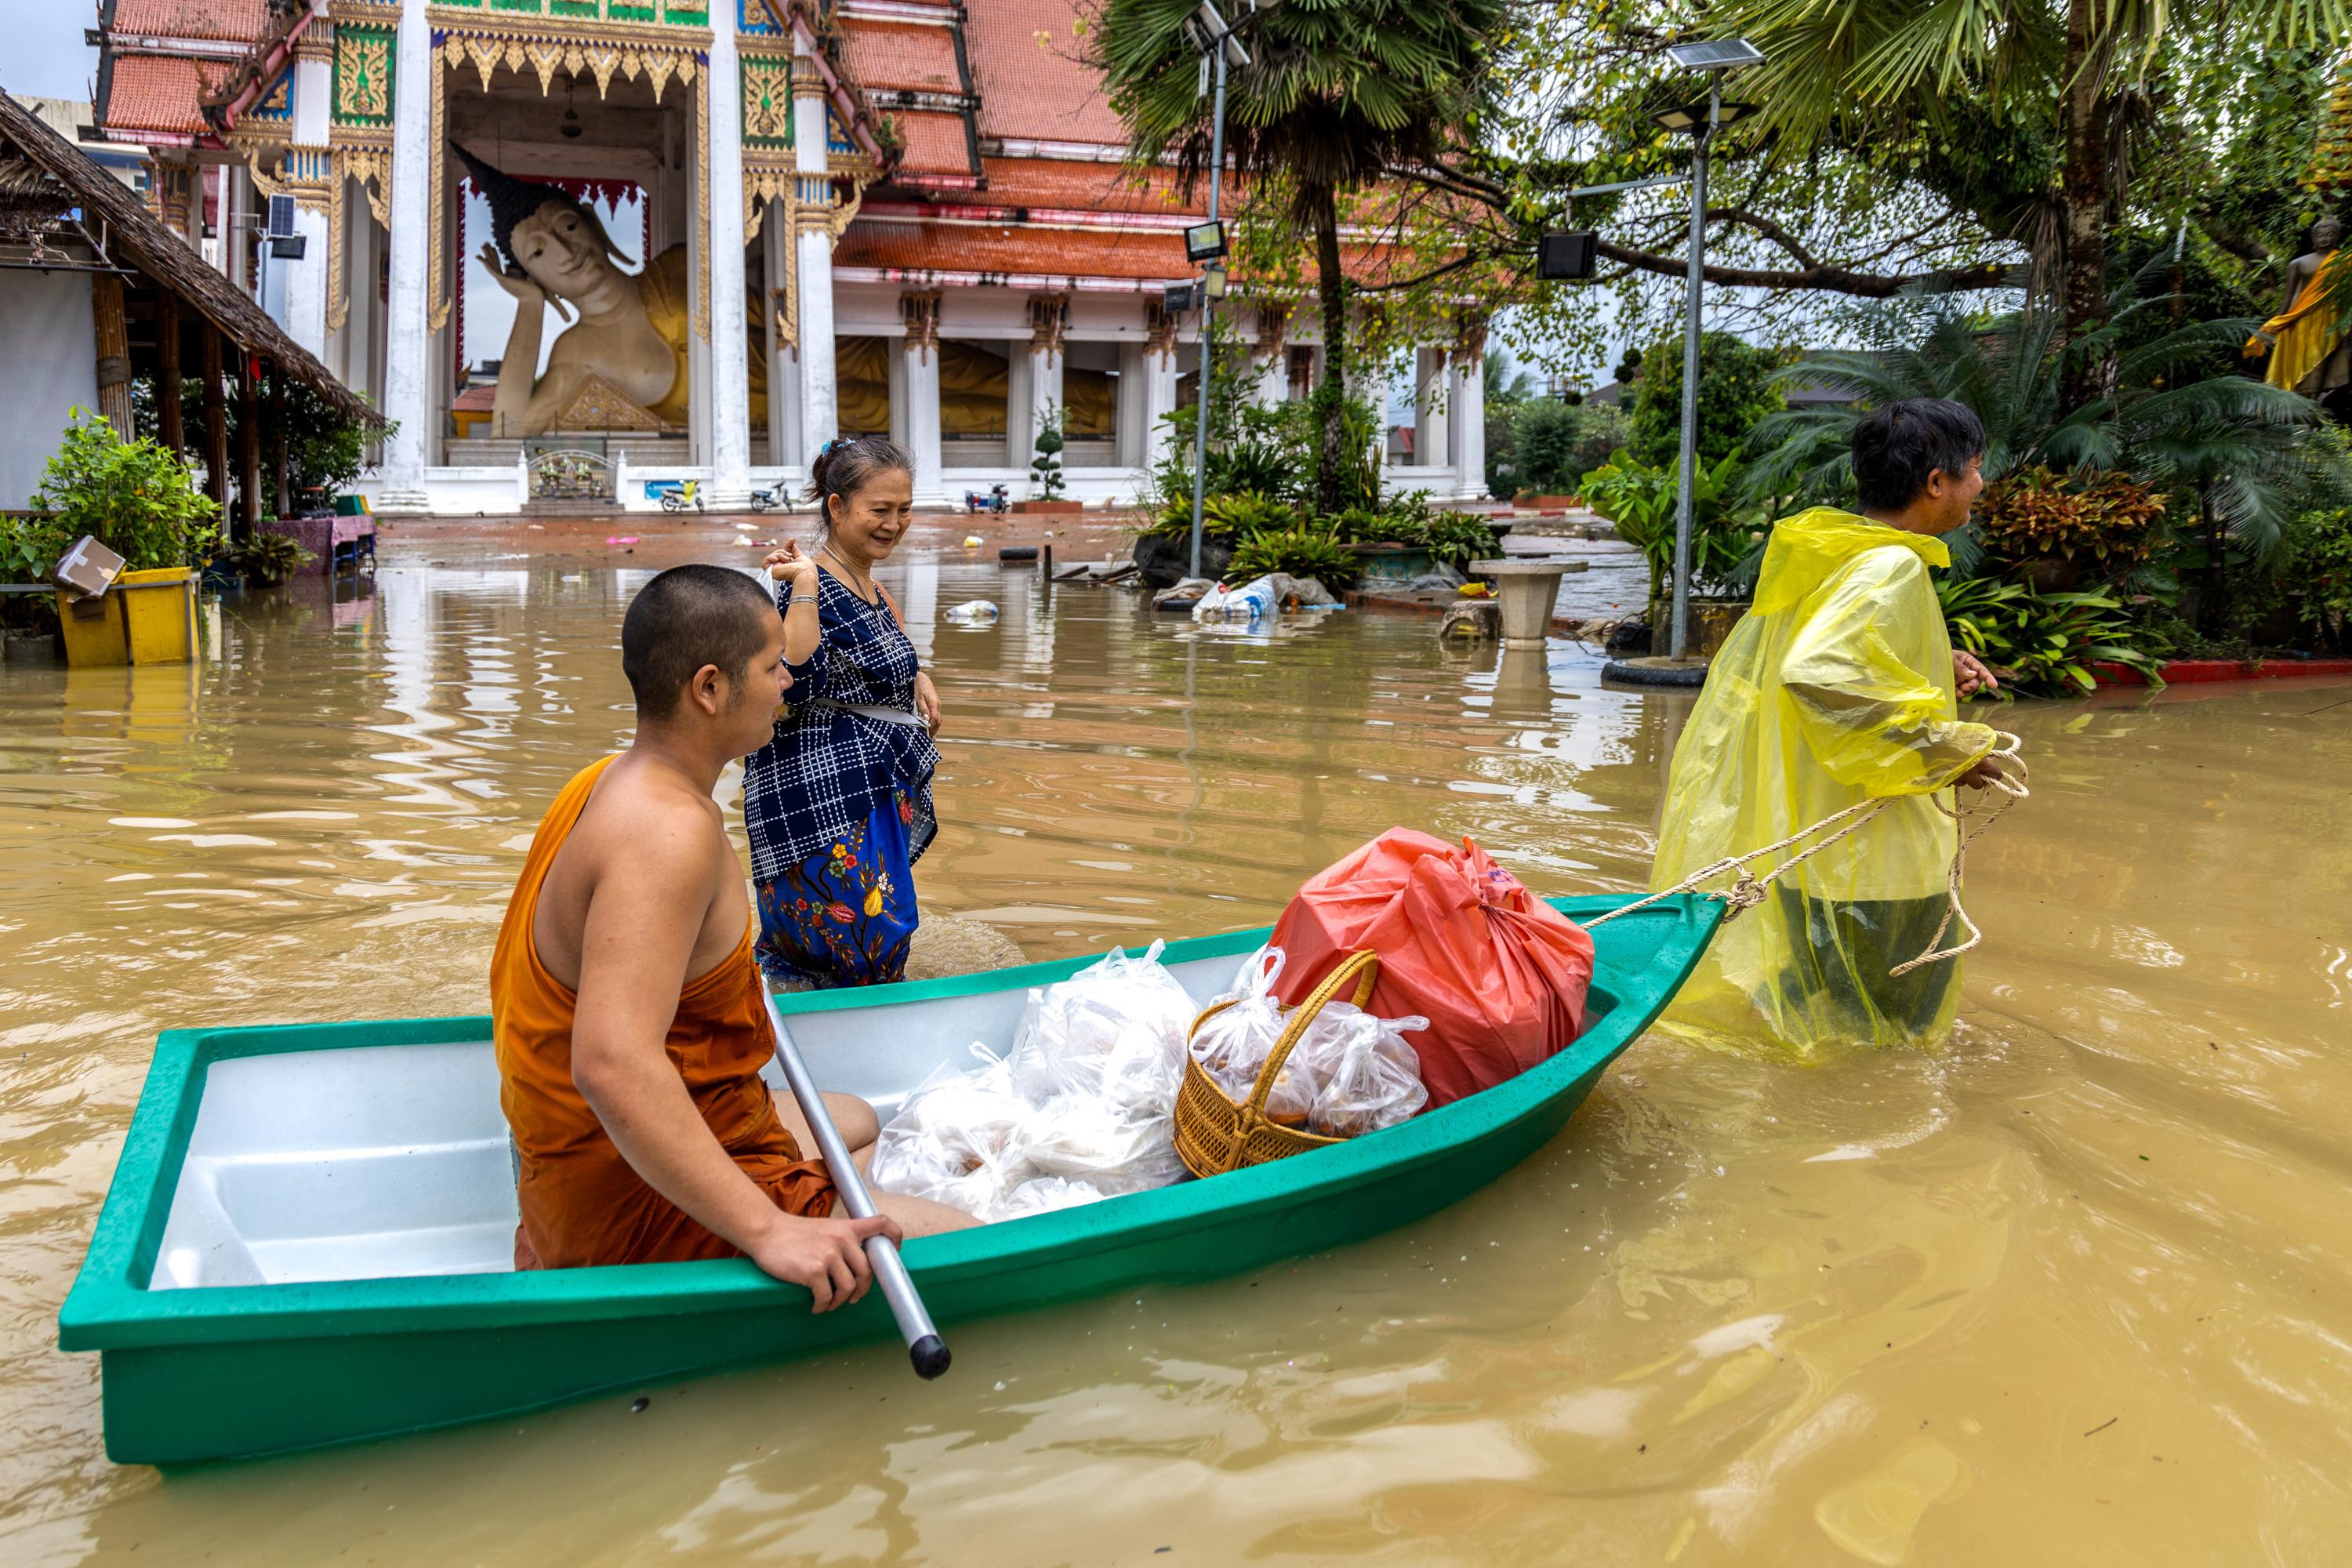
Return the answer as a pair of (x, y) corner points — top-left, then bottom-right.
(1174, 949), (1379, 1178)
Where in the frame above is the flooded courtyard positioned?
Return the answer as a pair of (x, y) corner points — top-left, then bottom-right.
(3, 516), (2348, 1565)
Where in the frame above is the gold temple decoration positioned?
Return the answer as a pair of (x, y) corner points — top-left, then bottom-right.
(555, 372), (665, 432)
(1028, 293), (1069, 356)
(899, 289), (942, 362)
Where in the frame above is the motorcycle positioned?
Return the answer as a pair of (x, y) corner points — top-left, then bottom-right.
(658, 480), (703, 514)
(964, 483), (1010, 514)
(747, 485), (792, 514)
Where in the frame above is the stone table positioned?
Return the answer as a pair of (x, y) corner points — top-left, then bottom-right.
(1469, 557), (1592, 649)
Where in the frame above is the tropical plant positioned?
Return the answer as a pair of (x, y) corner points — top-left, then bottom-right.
(1420, 510), (1498, 570)
(1579, 452), (1756, 604)
(2288, 506), (2352, 639)
(1626, 333), (1787, 470)
(1229, 528), (1361, 589)
(1936, 575), (2167, 695)
(1744, 276), (2333, 611)
(1031, 400), (1066, 500)
(1974, 466), (2166, 572)
(1324, 504), (1401, 545)
(1143, 488), (1299, 540)
(30, 410), (220, 572)
(1484, 349), (1537, 406)
(1093, 0), (1503, 511)
(0, 510), (71, 585)
(1515, 399), (1628, 496)
(227, 532), (314, 586)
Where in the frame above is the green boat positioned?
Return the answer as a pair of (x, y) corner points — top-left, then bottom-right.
(58, 895), (1721, 1466)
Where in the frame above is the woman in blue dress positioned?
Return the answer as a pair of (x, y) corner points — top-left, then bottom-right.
(746, 437), (941, 989)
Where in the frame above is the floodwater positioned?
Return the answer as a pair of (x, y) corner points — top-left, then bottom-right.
(2, 516), (2348, 1566)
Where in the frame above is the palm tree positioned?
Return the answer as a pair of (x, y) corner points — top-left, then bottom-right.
(1092, 0), (1504, 511)
(1744, 270), (2332, 597)
(1704, 0), (2351, 400)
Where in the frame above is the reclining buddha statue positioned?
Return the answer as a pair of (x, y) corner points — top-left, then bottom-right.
(456, 145), (766, 437)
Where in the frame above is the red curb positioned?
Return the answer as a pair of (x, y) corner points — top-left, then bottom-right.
(2094, 657), (2352, 686)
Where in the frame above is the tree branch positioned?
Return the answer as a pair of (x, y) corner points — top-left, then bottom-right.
(1594, 238), (2013, 297)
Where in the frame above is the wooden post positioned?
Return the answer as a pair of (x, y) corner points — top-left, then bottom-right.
(156, 293), (185, 458)
(269, 364), (290, 518)
(237, 351), (260, 536)
(92, 271), (134, 440)
(201, 328), (230, 522)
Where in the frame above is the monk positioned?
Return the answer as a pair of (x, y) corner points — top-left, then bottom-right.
(492, 564), (974, 1310)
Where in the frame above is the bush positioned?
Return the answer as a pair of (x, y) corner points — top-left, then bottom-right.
(1421, 511), (1498, 570)
(30, 409), (220, 572)
(228, 532), (314, 586)
(1229, 528), (1359, 588)
(1143, 488), (1298, 540)
(1031, 401), (1066, 500)
(1514, 399), (1628, 497)
(1937, 576), (2166, 696)
(1975, 466), (2165, 572)
(1626, 333), (1786, 470)
(1578, 451), (1756, 603)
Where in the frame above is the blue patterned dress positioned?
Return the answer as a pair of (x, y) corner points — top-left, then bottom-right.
(742, 566), (938, 989)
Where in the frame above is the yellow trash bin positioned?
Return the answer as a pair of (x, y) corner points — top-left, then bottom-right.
(54, 567), (200, 667)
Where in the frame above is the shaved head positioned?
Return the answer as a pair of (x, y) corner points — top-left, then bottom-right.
(621, 565), (777, 720)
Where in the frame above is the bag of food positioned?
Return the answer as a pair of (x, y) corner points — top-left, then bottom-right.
(1006, 941), (1196, 1114)
(1013, 1090), (1187, 1195)
(1296, 1000), (1430, 1138)
(1269, 830), (1596, 1107)
(1187, 948), (1318, 1127)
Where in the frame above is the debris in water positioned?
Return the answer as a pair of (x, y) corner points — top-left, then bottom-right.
(630, 1396), (650, 1414)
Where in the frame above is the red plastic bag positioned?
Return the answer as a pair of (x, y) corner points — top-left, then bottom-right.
(1269, 830), (1596, 1108)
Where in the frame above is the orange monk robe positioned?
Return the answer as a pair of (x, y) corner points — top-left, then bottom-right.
(2245, 249), (2351, 393)
(490, 755), (833, 1270)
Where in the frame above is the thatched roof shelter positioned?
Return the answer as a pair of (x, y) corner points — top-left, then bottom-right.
(0, 89), (380, 428)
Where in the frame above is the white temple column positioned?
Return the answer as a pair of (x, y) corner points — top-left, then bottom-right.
(902, 334), (943, 504)
(1142, 339), (1180, 479)
(1255, 351), (1287, 407)
(706, 16), (751, 505)
(1006, 346), (1033, 479)
(792, 51), (837, 456)
(373, 0), (434, 511)
(763, 198), (797, 468)
(1452, 350), (1486, 501)
(281, 9), (333, 360)
(1414, 347), (1449, 474)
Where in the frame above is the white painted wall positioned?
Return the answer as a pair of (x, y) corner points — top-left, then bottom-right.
(0, 270), (100, 510)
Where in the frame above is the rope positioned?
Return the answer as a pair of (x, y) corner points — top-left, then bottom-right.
(1585, 731), (2030, 979)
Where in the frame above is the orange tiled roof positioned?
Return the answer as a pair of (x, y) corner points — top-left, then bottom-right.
(837, 220), (1187, 283)
(964, 0), (1127, 147)
(890, 108), (977, 180)
(111, 0), (270, 43)
(103, 55), (234, 137)
(977, 157), (1204, 217)
(837, 19), (964, 96)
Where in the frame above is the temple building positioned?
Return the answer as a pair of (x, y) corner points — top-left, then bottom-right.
(89, 1), (1489, 514)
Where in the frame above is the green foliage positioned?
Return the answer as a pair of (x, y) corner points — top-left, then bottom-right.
(30, 410), (220, 572)
(1483, 349), (1537, 407)
(1512, 398), (1628, 496)
(228, 532), (314, 585)
(1420, 510), (1499, 570)
(2288, 506), (2352, 633)
(1936, 575), (2168, 696)
(1626, 334), (1788, 470)
(1143, 488), (1299, 540)
(1579, 452), (1757, 603)
(1229, 528), (1361, 589)
(0, 510), (71, 584)
(1031, 401), (1067, 500)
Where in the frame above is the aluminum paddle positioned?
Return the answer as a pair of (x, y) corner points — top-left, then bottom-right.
(757, 984), (951, 1380)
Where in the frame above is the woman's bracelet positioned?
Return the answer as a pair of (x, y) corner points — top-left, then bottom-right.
(785, 593), (818, 606)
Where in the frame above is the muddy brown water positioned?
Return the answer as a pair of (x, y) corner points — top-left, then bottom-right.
(2, 516), (2348, 1565)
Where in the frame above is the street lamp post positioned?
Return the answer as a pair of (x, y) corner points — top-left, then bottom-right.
(1182, 3), (1249, 583)
(1653, 39), (1762, 662)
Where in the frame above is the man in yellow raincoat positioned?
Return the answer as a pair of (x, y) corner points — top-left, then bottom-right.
(1651, 398), (2006, 1056)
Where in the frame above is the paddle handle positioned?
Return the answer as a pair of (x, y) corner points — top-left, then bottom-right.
(758, 985), (950, 1381)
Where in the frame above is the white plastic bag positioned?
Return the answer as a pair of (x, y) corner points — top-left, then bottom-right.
(1007, 941), (1195, 1114)
(1189, 946), (1316, 1126)
(1296, 1000), (1430, 1138)
(998, 1174), (1111, 1219)
(1014, 1091), (1187, 1195)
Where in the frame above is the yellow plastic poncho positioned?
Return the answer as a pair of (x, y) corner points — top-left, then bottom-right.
(1650, 507), (1998, 1057)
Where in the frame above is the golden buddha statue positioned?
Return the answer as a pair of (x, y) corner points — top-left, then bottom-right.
(457, 146), (766, 437)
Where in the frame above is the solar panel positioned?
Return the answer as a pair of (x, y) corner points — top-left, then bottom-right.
(1665, 39), (1766, 71)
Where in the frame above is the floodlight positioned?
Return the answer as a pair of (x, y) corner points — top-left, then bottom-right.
(1184, 219), (1227, 263)
(1163, 281), (1198, 314)
(1664, 38), (1765, 72)
(1650, 99), (1759, 134)
(1536, 231), (1598, 281)
(1202, 263), (1230, 299)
